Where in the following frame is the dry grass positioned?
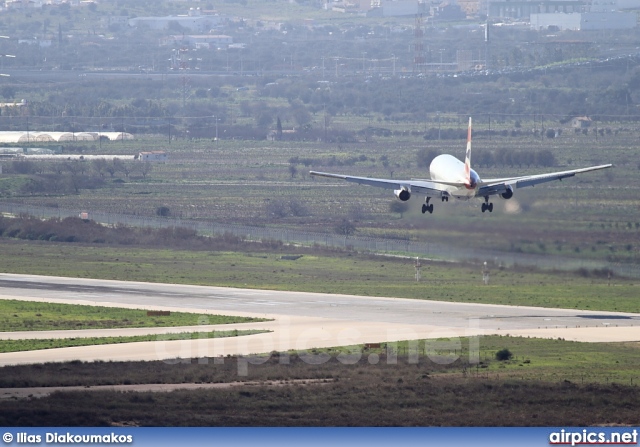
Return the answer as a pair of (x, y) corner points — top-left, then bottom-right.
(1, 347), (640, 426)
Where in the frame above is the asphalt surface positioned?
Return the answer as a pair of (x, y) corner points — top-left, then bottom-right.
(1, 273), (639, 366)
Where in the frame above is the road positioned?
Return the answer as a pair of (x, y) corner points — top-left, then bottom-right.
(1, 273), (639, 367)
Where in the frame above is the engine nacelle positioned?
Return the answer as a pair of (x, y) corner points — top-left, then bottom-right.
(394, 188), (411, 202)
(500, 185), (514, 200)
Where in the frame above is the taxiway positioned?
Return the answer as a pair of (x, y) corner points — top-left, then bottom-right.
(1, 273), (639, 366)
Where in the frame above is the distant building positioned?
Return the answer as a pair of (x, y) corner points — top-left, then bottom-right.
(367, 0), (428, 17)
(488, 0), (584, 19)
(530, 11), (636, 30)
(0, 99), (26, 108)
(571, 116), (592, 128)
(100, 16), (130, 28)
(5, 0), (43, 9)
(17, 38), (52, 47)
(138, 151), (168, 162)
(431, 2), (466, 20)
(162, 34), (232, 49)
(129, 9), (223, 32)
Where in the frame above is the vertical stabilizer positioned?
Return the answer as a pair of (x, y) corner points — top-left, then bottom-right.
(464, 117), (472, 185)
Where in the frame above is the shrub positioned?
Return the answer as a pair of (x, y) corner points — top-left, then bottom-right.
(156, 206), (171, 217)
(495, 348), (513, 361)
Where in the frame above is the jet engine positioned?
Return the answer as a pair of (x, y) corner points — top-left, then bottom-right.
(394, 188), (411, 201)
(500, 185), (514, 200)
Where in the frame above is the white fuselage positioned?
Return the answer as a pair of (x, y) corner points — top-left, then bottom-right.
(429, 154), (480, 200)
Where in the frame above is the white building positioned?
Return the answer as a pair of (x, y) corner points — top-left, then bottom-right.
(162, 34), (232, 49)
(138, 151), (168, 162)
(530, 12), (636, 30)
(129, 11), (222, 33)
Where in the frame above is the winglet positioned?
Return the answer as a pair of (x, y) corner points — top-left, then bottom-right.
(464, 117), (472, 185)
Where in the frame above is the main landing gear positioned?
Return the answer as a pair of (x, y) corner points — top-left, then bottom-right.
(481, 196), (494, 213)
(422, 197), (434, 214)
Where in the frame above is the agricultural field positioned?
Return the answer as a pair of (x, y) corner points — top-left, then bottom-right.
(2, 119), (638, 266)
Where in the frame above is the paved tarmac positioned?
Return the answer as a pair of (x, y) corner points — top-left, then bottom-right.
(1, 273), (639, 367)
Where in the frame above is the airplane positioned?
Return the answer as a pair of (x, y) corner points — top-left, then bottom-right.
(310, 117), (612, 214)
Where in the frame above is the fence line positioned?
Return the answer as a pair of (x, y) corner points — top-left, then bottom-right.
(1, 202), (637, 278)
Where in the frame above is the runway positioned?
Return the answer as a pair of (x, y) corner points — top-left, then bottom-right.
(1, 273), (639, 367)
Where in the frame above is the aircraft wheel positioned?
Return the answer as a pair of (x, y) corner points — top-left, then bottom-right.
(488, 203), (494, 213)
(422, 204), (427, 214)
(428, 204), (434, 214)
(481, 203), (487, 213)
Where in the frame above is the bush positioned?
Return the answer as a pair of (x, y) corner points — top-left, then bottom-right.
(156, 206), (171, 217)
(495, 348), (513, 361)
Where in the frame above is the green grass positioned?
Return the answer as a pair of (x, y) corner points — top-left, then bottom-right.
(0, 330), (269, 353)
(371, 335), (640, 385)
(1, 335), (639, 386)
(277, 335), (640, 385)
(0, 298), (268, 332)
(0, 239), (637, 313)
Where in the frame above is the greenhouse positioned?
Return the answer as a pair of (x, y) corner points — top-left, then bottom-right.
(0, 131), (134, 143)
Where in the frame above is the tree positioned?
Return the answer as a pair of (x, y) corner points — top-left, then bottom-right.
(291, 104), (311, 128)
(11, 160), (35, 174)
(335, 219), (356, 236)
(113, 158), (132, 179)
(256, 112), (273, 127)
(92, 159), (107, 178)
(416, 149), (441, 169)
(0, 86), (16, 101)
(276, 116), (283, 140)
(389, 201), (410, 218)
(535, 150), (556, 167)
(63, 160), (84, 193)
(105, 159), (117, 178)
(266, 199), (288, 219)
(140, 161), (153, 179)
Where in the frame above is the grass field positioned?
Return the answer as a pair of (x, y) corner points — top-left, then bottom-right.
(0, 330), (269, 354)
(0, 239), (637, 313)
(4, 335), (637, 387)
(0, 298), (267, 332)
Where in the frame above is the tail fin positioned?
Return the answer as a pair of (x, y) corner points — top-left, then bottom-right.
(464, 117), (472, 185)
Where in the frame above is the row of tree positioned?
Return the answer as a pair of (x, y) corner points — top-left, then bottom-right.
(416, 148), (557, 169)
(2, 158), (152, 195)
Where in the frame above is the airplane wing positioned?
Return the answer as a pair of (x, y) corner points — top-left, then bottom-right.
(478, 164), (612, 197)
(309, 171), (449, 198)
